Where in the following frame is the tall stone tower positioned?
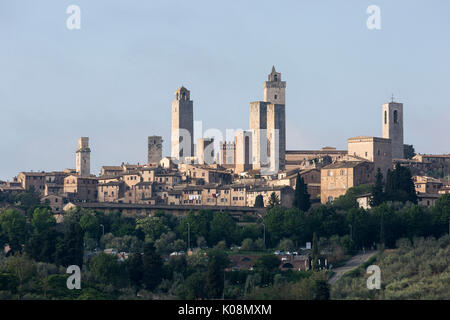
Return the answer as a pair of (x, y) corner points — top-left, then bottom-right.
(148, 136), (163, 164)
(76, 137), (90, 177)
(264, 66), (286, 104)
(171, 87), (194, 160)
(382, 101), (404, 159)
(267, 103), (286, 171)
(249, 66), (286, 174)
(249, 101), (268, 171)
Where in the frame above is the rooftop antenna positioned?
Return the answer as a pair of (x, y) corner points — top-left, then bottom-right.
(391, 93), (395, 103)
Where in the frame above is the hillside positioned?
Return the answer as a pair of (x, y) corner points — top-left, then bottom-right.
(331, 235), (450, 300)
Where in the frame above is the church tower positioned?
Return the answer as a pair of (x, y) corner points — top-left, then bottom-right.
(264, 66), (286, 104)
(382, 100), (404, 159)
(76, 137), (90, 177)
(171, 87), (194, 160)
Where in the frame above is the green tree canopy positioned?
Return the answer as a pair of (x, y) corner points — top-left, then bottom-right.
(268, 192), (280, 209)
(385, 164), (418, 204)
(0, 209), (28, 253)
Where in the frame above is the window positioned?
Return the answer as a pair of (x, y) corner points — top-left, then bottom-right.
(274, 94), (277, 100)
(394, 110), (398, 124)
(384, 110), (387, 124)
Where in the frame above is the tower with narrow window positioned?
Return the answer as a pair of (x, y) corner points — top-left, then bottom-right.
(249, 66), (286, 173)
(382, 101), (404, 159)
(76, 137), (90, 177)
(171, 87), (194, 160)
(148, 136), (163, 164)
(264, 66), (286, 105)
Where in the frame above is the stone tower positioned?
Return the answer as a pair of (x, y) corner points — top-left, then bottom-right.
(264, 66), (286, 105)
(171, 87), (194, 160)
(249, 101), (268, 171)
(382, 101), (404, 159)
(196, 138), (214, 165)
(148, 136), (163, 164)
(249, 66), (286, 174)
(76, 137), (90, 177)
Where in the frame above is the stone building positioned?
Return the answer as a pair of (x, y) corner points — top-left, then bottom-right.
(218, 141), (236, 169)
(181, 185), (203, 205)
(17, 172), (46, 194)
(413, 176), (443, 194)
(98, 181), (125, 203)
(41, 194), (64, 213)
(320, 161), (375, 204)
(64, 175), (98, 202)
(382, 101), (404, 159)
(270, 168), (321, 199)
(171, 86), (194, 160)
(285, 147), (347, 171)
(246, 185), (294, 208)
(148, 136), (163, 164)
(178, 163), (232, 185)
(101, 166), (123, 176)
(347, 136), (392, 180)
(76, 137), (91, 177)
(234, 130), (252, 173)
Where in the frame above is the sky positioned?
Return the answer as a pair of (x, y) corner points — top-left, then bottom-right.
(0, 0), (449, 180)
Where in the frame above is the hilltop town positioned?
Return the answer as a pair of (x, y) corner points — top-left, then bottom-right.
(1, 67), (449, 217)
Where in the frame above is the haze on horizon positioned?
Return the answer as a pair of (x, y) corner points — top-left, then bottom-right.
(1, 0), (449, 180)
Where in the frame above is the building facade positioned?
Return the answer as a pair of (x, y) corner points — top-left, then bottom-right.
(348, 136), (392, 180)
(321, 161), (375, 204)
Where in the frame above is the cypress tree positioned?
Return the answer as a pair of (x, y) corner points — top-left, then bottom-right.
(371, 168), (385, 207)
(385, 164), (417, 204)
(268, 192), (280, 209)
(142, 242), (162, 290)
(311, 232), (319, 271)
(293, 173), (311, 211)
(254, 195), (264, 208)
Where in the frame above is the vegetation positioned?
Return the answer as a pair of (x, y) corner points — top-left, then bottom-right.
(293, 173), (311, 212)
(331, 235), (450, 300)
(0, 172), (449, 300)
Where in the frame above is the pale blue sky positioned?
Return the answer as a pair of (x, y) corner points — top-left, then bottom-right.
(1, 0), (449, 180)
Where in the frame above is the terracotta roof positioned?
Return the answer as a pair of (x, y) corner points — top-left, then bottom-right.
(322, 161), (368, 169)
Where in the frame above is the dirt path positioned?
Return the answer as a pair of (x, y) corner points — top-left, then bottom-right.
(328, 251), (376, 285)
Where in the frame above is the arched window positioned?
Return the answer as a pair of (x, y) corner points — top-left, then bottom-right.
(394, 110), (398, 124)
(384, 111), (387, 124)
(274, 74), (278, 81)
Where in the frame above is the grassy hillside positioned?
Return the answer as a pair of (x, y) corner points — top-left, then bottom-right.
(331, 235), (450, 300)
